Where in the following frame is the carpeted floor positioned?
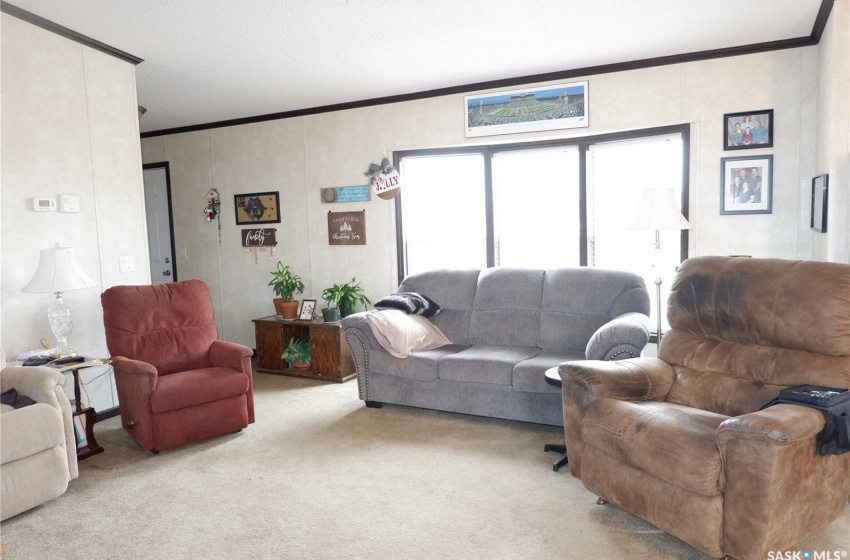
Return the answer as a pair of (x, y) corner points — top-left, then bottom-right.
(2, 372), (848, 560)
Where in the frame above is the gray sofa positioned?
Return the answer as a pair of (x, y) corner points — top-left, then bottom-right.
(342, 267), (650, 426)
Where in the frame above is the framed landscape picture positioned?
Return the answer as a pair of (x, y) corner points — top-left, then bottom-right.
(720, 155), (773, 215)
(723, 109), (773, 150)
(234, 191), (280, 225)
(464, 81), (588, 137)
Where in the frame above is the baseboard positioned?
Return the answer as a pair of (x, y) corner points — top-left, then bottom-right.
(95, 406), (120, 423)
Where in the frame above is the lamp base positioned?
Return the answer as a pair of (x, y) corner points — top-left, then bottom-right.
(49, 346), (78, 359)
(47, 292), (76, 359)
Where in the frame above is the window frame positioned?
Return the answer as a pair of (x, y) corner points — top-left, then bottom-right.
(393, 124), (690, 284)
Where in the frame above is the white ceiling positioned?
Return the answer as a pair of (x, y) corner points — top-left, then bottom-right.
(6, 0), (824, 134)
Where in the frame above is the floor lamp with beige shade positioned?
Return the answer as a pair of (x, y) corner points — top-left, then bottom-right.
(628, 188), (691, 344)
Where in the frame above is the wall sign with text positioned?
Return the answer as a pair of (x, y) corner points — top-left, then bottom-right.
(327, 210), (366, 245)
(320, 185), (371, 203)
(241, 228), (277, 247)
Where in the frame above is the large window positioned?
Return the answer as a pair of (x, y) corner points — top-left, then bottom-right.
(395, 125), (689, 334)
(492, 147), (580, 268)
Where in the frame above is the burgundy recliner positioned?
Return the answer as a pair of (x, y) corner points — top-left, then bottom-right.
(102, 280), (254, 453)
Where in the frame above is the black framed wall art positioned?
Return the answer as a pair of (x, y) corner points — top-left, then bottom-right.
(720, 155), (773, 215)
(811, 174), (829, 233)
(723, 109), (773, 150)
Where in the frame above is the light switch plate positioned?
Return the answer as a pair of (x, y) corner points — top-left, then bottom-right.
(59, 194), (80, 213)
(119, 256), (135, 273)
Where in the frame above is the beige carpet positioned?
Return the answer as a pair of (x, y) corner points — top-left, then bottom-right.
(2, 372), (848, 560)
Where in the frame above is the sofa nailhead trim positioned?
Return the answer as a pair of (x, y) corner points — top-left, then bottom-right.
(346, 331), (370, 401)
(608, 349), (636, 360)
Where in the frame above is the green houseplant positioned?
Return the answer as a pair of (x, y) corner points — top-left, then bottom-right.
(321, 278), (371, 321)
(268, 261), (305, 319)
(281, 337), (311, 370)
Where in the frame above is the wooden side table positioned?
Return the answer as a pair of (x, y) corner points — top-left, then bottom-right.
(253, 316), (355, 382)
(65, 361), (107, 460)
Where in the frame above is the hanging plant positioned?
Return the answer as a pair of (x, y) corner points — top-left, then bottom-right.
(364, 157), (401, 200)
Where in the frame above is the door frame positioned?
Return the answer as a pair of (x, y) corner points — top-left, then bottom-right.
(142, 161), (178, 282)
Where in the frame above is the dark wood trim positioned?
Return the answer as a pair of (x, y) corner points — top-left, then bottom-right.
(578, 144), (588, 266)
(142, 162), (179, 282)
(94, 405), (120, 423)
(141, 32), (823, 138)
(811, 0), (835, 42)
(483, 149), (495, 268)
(393, 152), (406, 286)
(1, 2), (143, 65)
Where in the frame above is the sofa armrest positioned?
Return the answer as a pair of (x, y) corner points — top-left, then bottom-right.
(209, 340), (253, 372)
(585, 312), (650, 360)
(111, 357), (158, 394)
(209, 340), (255, 423)
(1, 365), (78, 479)
(718, 405), (850, 560)
(341, 312), (378, 347)
(717, 404), (825, 446)
(342, 312), (387, 401)
(1, 365), (65, 404)
(560, 357), (674, 403)
(559, 358), (674, 480)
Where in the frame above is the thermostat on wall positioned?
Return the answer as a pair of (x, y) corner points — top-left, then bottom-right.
(31, 197), (56, 212)
(59, 194), (80, 213)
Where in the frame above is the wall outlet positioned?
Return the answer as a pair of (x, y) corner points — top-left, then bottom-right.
(119, 256), (135, 273)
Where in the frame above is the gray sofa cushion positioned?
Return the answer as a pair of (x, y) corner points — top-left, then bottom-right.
(439, 345), (540, 386)
(512, 349), (586, 394)
(539, 268), (651, 351)
(469, 268), (544, 347)
(370, 345), (469, 382)
(400, 269), (480, 345)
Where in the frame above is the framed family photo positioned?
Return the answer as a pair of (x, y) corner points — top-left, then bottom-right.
(234, 191), (281, 225)
(464, 81), (588, 137)
(723, 109), (773, 150)
(720, 155), (773, 215)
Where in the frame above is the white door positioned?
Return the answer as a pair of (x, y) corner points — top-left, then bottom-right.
(143, 165), (176, 284)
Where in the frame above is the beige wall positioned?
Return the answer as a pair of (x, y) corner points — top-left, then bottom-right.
(811, 0), (850, 262)
(143, 44), (834, 350)
(1, 14), (149, 410)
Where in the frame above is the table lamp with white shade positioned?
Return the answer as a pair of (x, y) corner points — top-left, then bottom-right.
(627, 188), (691, 344)
(22, 245), (97, 357)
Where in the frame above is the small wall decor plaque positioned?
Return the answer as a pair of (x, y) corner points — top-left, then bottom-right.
(320, 185), (371, 203)
(234, 191), (281, 225)
(242, 228), (277, 248)
(328, 210), (366, 245)
(364, 158), (400, 200)
(242, 228), (277, 263)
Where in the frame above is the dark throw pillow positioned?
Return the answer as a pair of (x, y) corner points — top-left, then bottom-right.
(1, 388), (37, 409)
(374, 292), (442, 318)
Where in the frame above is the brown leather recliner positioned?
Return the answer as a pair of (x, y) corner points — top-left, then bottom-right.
(560, 256), (850, 560)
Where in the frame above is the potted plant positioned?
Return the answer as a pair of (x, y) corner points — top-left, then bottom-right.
(268, 261), (305, 319)
(281, 336), (311, 371)
(321, 278), (371, 321)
